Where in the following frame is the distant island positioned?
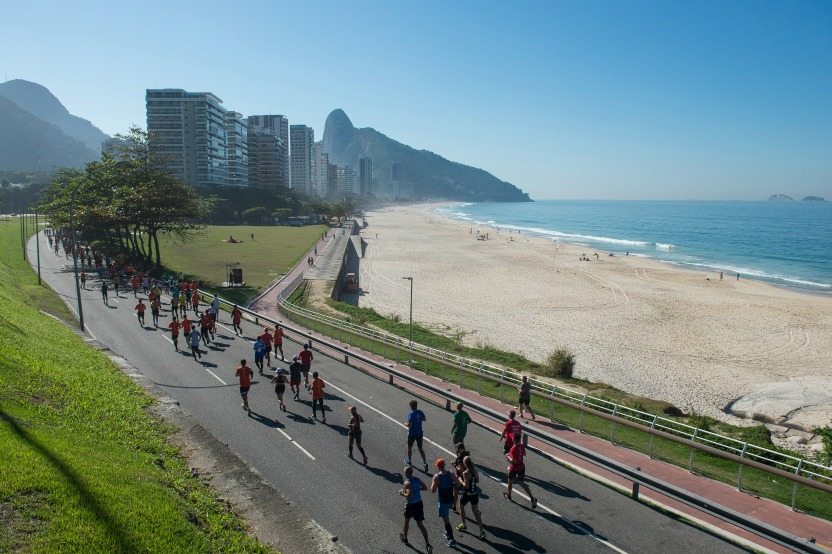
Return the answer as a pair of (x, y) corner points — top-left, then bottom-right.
(802, 195), (826, 202)
(767, 194), (826, 202)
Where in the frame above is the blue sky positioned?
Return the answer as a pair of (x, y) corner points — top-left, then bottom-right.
(2, 0), (830, 200)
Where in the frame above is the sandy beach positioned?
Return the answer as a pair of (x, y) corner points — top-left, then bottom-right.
(356, 204), (832, 431)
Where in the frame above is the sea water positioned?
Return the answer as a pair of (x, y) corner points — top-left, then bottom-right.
(438, 201), (832, 293)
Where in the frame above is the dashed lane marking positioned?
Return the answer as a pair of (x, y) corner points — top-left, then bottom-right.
(277, 428), (316, 460)
(158, 333), (227, 385)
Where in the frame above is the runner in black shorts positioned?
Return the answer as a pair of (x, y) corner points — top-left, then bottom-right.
(347, 406), (368, 465)
(456, 455), (485, 539)
(399, 466), (432, 553)
(270, 371), (287, 412)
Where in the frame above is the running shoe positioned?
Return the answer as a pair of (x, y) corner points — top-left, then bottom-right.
(456, 523), (467, 531)
(423, 463), (429, 473)
(404, 457), (412, 466)
(531, 498), (538, 510)
(447, 538), (457, 547)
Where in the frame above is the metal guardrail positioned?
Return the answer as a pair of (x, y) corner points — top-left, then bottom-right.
(265, 287), (832, 501)
(199, 287), (830, 554)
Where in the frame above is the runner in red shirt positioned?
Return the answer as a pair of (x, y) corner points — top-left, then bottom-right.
(134, 299), (146, 327)
(181, 315), (192, 335)
(499, 410), (522, 454)
(168, 317), (181, 350)
(130, 275), (139, 297)
(259, 328), (273, 369)
(231, 305), (243, 336)
(298, 344), (314, 389)
(273, 325), (285, 361)
(191, 290), (200, 314)
(503, 432), (537, 509)
(235, 359), (254, 413)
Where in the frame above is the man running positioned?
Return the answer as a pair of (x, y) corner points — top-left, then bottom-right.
(235, 359), (254, 413)
(500, 410), (522, 454)
(270, 371), (287, 413)
(259, 328), (273, 367)
(100, 281), (109, 306)
(399, 466), (432, 553)
(191, 290), (200, 314)
(253, 336), (266, 374)
(112, 274), (120, 297)
(405, 400), (429, 472)
(504, 431), (537, 509)
(311, 371), (326, 423)
(298, 344), (313, 389)
(211, 295), (220, 321)
(150, 296), (162, 327)
(347, 406), (368, 464)
(134, 298), (146, 326)
(231, 305), (243, 336)
(431, 459), (459, 547)
(188, 327), (201, 359)
(451, 402), (472, 445)
(130, 275), (139, 297)
(273, 325), (285, 361)
(518, 375), (536, 420)
(80, 271), (87, 289)
(181, 314), (192, 338)
(456, 455), (485, 539)
(288, 356), (302, 400)
(199, 312), (212, 345)
(168, 316), (180, 350)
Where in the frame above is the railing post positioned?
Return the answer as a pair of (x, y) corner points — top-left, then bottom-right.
(648, 415), (658, 458)
(549, 397), (555, 422)
(441, 354), (445, 382)
(737, 442), (748, 490)
(689, 428), (700, 471)
(499, 371), (505, 403)
(611, 404), (619, 443)
(579, 393), (587, 432)
(791, 459), (804, 510)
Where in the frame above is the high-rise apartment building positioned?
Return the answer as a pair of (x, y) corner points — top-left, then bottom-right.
(312, 142), (329, 197)
(146, 89), (228, 187)
(290, 125), (314, 194)
(247, 115), (289, 188)
(327, 162), (338, 197)
(359, 157), (373, 196)
(225, 112), (248, 187)
(337, 166), (357, 195)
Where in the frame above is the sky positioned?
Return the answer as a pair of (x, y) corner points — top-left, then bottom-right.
(1, 0), (830, 200)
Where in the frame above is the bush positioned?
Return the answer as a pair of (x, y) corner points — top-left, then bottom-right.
(544, 348), (575, 378)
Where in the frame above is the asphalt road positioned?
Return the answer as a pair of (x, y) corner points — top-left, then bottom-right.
(29, 235), (749, 554)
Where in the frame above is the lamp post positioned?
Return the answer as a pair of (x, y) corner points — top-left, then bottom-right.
(35, 207), (41, 285)
(402, 276), (413, 365)
(69, 187), (85, 331)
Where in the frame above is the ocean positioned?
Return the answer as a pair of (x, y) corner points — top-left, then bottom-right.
(438, 200), (832, 293)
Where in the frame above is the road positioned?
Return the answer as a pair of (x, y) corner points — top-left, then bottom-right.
(29, 235), (750, 554)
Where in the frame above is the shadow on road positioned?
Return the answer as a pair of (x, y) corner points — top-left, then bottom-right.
(285, 411), (314, 425)
(481, 523), (545, 552)
(154, 382), (234, 390)
(487, 468), (589, 501)
(364, 464), (403, 484)
(327, 423), (349, 436)
(247, 410), (284, 429)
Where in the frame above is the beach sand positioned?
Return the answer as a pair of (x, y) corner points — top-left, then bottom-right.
(357, 204), (832, 430)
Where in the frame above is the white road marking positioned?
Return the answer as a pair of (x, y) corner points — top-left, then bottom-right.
(157, 331), (227, 385)
(325, 381), (629, 554)
(277, 428), (316, 460)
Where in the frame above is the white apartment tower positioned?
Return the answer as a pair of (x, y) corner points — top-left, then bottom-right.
(312, 141), (329, 197)
(290, 125), (314, 194)
(146, 89), (228, 187)
(225, 111), (249, 187)
(247, 115), (289, 188)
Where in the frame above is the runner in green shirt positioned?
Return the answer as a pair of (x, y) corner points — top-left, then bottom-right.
(451, 402), (472, 445)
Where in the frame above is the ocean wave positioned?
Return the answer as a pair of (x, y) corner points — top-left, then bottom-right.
(496, 224), (652, 247)
(676, 262), (832, 289)
(655, 243), (674, 250)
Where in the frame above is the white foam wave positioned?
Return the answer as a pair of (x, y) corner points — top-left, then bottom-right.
(676, 262), (832, 289)
(497, 224), (652, 247)
(655, 243), (674, 250)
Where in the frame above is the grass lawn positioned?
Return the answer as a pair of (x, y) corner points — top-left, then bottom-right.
(157, 225), (326, 305)
(0, 218), (272, 553)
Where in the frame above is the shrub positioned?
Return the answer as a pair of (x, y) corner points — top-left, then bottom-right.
(544, 348), (575, 378)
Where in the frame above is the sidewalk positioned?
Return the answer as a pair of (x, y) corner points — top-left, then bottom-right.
(248, 236), (832, 554)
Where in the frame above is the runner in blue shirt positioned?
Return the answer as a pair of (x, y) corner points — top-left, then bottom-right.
(405, 400), (429, 472)
(399, 466), (432, 553)
(253, 337), (266, 373)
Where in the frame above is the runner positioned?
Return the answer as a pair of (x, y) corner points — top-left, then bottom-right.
(199, 312), (212, 345)
(231, 304), (243, 336)
(168, 316), (180, 350)
(431, 459), (459, 547)
(253, 336), (266, 373)
(298, 344), (313, 389)
(451, 402), (472, 445)
(456, 455), (485, 539)
(405, 400), (429, 472)
(150, 281), (162, 303)
(205, 306), (216, 340)
(310, 371), (326, 423)
(347, 406), (368, 464)
(235, 359), (254, 413)
(80, 271), (87, 289)
(188, 327), (201, 359)
(259, 328), (273, 367)
(399, 466), (432, 553)
(518, 375), (536, 420)
(100, 281), (109, 306)
(112, 274), (120, 297)
(130, 275), (139, 297)
(191, 289), (200, 314)
(134, 298), (146, 326)
(178, 292), (187, 317)
(270, 370), (287, 412)
(273, 324), (285, 361)
(452, 442), (470, 513)
(504, 431), (537, 509)
(288, 356), (302, 400)
(150, 296), (162, 327)
(499, 410), (522, 454)
(181, 314), (192, 338)
(211, 294), (220, 321)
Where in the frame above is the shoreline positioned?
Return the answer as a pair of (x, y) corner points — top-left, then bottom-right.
(356, 203), (832, 435)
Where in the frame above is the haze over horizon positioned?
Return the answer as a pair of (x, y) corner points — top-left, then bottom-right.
(1, 0), (830, 201)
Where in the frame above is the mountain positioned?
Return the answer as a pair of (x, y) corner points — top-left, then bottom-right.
(767, 194), (794, 201)
(0, 95), (99, 171)
(0, 80), (109, 153)
(322, 109), (530, 201)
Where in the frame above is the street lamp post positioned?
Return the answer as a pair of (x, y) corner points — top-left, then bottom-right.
(402, 276), (413, 365)
(35, 208), (41, 285)
(70, 188), (85, 331)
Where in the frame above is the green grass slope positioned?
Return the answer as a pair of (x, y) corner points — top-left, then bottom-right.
(0, 218), (271, 552)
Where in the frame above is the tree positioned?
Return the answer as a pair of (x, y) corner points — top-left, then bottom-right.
(241, 206), (269, 225)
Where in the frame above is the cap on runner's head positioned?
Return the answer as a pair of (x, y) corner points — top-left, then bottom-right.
(434, 458), (446, 469)
(509, 409), (516, 419)
(293, 356), (298, 361)
(304, 344), (309, 349)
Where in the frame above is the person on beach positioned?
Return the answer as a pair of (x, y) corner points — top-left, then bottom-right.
(253, 337), (266, 373)
(518, 376), (536, 420)
(270, 371), (287, 412)
(188, 327), (201, 360)
(405, 400), (429, 472)
(399, 466), (432, 553)
(235, 359), (254, 413)
(134, 298), (146, 326)
(231, 305), (243, 336)
(298, 344), (313, 389)
(168, 316), (180, 350)
(500, 410), (522, 454)
(504, 431), (537, 509)
(289, 356), (303, 400)
(451, 402), (472, 445)
(431, 459), (459, 547)
(347, 405), (368, 464)
(311, 371), (326, 422)
(456, 455), (485, 539)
